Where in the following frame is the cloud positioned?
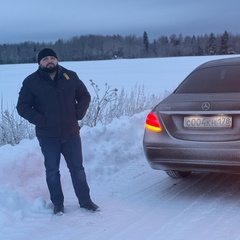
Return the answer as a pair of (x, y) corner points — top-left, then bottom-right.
(1, 0), (240, 43)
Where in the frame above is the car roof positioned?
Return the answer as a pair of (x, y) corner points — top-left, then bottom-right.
(196, 56), (240, 70)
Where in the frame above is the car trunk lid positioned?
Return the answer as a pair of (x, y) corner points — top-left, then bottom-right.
(157, 93), (240, 142)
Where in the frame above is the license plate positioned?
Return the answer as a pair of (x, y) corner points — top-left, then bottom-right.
(184, 115), (232, 128)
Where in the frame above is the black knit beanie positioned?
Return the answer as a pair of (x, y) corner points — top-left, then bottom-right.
(37, 48), (58, 64)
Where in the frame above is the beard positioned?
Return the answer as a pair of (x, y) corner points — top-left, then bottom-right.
(41, 63), (58, 73)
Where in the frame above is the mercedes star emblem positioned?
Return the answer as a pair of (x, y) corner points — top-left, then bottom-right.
(201, 102), (210, 110)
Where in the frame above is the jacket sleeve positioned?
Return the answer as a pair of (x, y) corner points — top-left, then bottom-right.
(16, 81), (46, 126)
(75, 77), (91, 120)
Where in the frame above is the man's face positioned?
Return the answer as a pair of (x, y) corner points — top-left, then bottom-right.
(39, 56), (58, 73)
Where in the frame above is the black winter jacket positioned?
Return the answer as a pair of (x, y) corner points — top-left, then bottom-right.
(16, 65), (91, 138)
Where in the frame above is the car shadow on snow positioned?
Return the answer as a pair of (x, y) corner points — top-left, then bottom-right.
(159, 172), (240, 202)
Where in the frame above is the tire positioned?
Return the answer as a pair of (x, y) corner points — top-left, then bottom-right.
(165, 170), (192, 178)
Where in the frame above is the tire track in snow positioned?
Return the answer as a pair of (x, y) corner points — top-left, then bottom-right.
(107, 172), (240, 240)
(146, 173), (240, 240)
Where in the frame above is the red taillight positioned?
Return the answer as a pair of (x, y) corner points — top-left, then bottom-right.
(145, 112), (162, 132)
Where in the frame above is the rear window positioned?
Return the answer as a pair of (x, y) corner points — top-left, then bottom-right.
(175, 65), (240, 93)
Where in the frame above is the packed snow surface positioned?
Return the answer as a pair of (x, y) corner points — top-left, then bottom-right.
(1, 55), (240, 240)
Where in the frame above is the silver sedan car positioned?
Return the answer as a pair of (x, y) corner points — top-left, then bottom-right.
(143, 56), (240, 178)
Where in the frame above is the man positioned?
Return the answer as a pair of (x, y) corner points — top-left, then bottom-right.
(17, 48), (99, 215)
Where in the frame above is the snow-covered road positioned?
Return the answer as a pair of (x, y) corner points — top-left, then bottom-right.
(2, 130), (240, 240)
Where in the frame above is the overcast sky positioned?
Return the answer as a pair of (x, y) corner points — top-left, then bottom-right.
(1, 0), (240, 44)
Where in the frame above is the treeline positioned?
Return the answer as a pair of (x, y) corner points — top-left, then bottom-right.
(0, 30), (238, 64)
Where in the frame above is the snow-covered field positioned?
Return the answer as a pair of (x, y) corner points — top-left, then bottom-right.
(1, 55), (240, 240)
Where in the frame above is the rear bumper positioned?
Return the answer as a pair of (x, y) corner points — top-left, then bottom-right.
(144, 145), (240, 174)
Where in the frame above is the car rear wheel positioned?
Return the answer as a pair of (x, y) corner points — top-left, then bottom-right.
(165, 170), (192, 178)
